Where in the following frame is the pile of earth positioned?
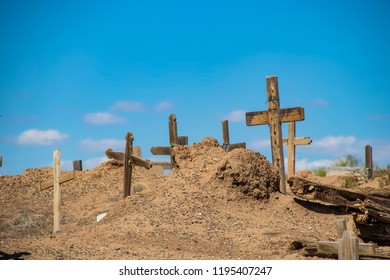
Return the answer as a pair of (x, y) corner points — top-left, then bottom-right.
(2, 137), (388, 260)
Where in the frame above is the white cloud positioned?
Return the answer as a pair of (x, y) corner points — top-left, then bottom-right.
(80, 138), (124, 152)
(224, 110), (246, 122)
(156, 101), (173, 112)
(84, 112), (124, 125)
(311, 135), (359, 155)
(17, 129), (69, 145)
(249, 139), (270, 149)
(295, 158), (336, 171)
(110, 101), (145, 112)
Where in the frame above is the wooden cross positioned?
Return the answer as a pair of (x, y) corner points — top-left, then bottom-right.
(282, 122), (312, 178)
(222, 120), (246, 152)
(105, 132), (152, 198)
(150, 113), (188, 170)
(246, 76), (305, 194)
(306, 219), (376, 259)
(39, 149), (75, 234)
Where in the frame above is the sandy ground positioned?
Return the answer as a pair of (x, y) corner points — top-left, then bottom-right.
(1, 137), (389, 260)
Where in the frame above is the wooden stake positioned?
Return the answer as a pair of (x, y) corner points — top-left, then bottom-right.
(0, 156), (3, 167)
(177, 136), (188, 145)
(282, 122), (312, 178)
(73, 160), (82, 171)
(365, 145), (373, 179)
(169, 114), (178, 145)
(123, 132), (134, 198)
(336, 219), (347, 239)
(266, 76), (286, 194)
(53, 149), (61, 234)
(338, 230), (359, 260)
(222, 120), (230, 145)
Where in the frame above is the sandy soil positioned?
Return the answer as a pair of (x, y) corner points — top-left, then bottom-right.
(1, 137), (389, 260)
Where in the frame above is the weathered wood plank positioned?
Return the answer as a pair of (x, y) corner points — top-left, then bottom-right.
(246, 107), (305, 126)
(150, 146), (171, 155)
(177, 136), (188, 145)
(282, 137), (312, 145)
(315, 240), (375, 256)
(131, 155), (152, 169)
(222, 120), (230, 145)
(123, 132), (133, 198)
(40, 172), (75, 190)
(338, 230), (359, 260)
(267, 76), (286, 194)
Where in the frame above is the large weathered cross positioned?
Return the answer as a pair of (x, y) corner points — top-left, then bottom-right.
(282, 122), (312, 178)
(222, 120), (246, 152)
(105, 132), (152, 198)
(246, 76), (305, 194)
(150, 113), (188, 170)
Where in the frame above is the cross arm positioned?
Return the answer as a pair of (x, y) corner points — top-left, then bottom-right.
(246, 107), (305, 126)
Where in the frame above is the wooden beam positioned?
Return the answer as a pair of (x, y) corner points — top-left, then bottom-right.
(106, 149), (124, 162)
(123, 132), (133, 198)
(73, 160), (82, 171)
(338, 230), (359, 260)
(130, 155), (152, 169)
(53, 149), (61, 234)
(150, 146), (171, 155)
(315, 240), (375, 256)
(222, 120), (230, 145)
(246, 107), (304, 126)
(365, 145), (373, 179)
(177, 136), (188, 145)
(0, 156), (2, 167)
(282, 137), (312, 145)
(40, 172), (75, 190)
(266, 76), (286, 194)
(169, 114), (178, 145)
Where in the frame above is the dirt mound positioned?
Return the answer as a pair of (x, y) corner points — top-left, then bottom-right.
(1, 136), (389, 259)
(172, 137), (280, 200)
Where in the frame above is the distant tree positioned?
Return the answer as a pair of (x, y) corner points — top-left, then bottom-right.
(333, 155), (359, 167)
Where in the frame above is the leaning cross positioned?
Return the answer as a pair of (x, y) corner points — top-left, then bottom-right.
(282, 122), (312, 178)
(246, 76), (305, 194)
(150, 113), (188, 170)
(222, 120), (246, 152)
(105, 132), (152, 198)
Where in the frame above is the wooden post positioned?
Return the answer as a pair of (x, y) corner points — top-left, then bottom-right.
(282, 122), (312, 178)
(169, 114), (178, 146)
(246, 76), (306, 194)
(222, 120), (230, 146)
(177, 136), (188, 145)
(73, 160), (82, 171)
(0, 156), (2, 167)
(267, 76), (286, 194)
(338, 230), (359, 260)
(365, 145), (373, 179)
(133, 146), (142, 172)
(123, 132), (134, 198)
(53, 149), (61, 234)
(336, 219), (347, 239)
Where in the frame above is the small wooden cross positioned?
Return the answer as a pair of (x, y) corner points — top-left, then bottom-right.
(282, 122), (312, 178)
(222, 120), (246, 152)
(150, 113), (188, 170)
(39, 150), (75, 234)
(246, 76), (305, 194)
(105, 132), (152, 198)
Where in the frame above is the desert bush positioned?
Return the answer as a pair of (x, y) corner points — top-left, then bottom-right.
(313, 167), (327, 177)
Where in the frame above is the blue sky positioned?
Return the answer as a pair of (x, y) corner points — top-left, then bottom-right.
(1, 0), (389, 175)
